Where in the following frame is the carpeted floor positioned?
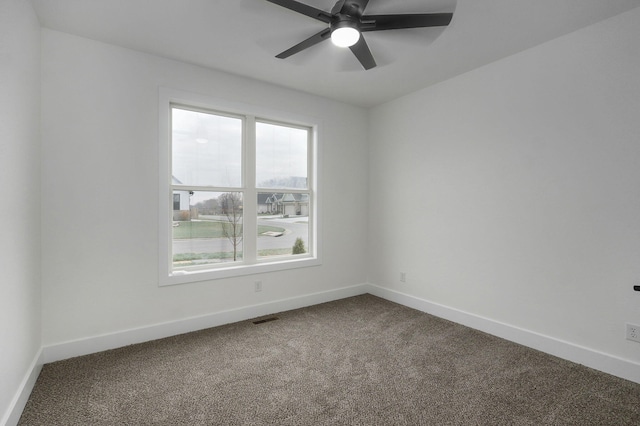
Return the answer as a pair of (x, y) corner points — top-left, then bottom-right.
(19, 295), (640, 425)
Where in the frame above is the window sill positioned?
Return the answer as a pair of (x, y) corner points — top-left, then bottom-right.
(159, 256), (321, 286)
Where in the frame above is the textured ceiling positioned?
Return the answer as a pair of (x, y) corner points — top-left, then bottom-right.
(31, 0), (640, 107)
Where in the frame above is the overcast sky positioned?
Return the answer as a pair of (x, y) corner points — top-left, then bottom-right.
(172, 107), (307, 191)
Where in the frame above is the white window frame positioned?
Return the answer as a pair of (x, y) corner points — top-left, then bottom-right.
(159, 88), (321, 286)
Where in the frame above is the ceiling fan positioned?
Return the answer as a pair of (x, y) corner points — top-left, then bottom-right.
(265, 0), (453, 70)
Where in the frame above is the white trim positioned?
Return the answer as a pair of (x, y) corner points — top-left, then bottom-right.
(158, 87), (322, 286)
(163, 257), (322, 286)
(1, 349), (43, 426)
(43, 284), (368, 364)
(244, 115), (257, 264)
(367, 284), (640, 384)
(11, 283), (638, 425)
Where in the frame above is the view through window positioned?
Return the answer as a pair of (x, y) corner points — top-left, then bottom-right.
(169, 105), (314, 276)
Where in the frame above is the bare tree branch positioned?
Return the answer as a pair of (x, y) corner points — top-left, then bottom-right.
(219, 192), (243, 261)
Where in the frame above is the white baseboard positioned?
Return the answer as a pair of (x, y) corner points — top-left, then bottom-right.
(367, 284), (640, 384)
(1, 349), (43, 426)
(43, 284), (369, 364)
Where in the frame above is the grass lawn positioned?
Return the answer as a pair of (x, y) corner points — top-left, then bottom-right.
(173, 248), (293, 264)
(172, 220), (292, 265)
(173, 220), (284, 239)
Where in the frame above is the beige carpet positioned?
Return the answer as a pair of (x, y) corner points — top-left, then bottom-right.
(19, 295), (640, 425)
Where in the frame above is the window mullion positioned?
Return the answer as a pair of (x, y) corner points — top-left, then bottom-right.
(243, 115), (257, 264)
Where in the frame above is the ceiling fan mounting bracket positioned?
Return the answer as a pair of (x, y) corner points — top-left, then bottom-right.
(335, 0), (366, 18)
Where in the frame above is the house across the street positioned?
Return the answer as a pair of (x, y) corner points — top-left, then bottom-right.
(258, 193), (309, 216)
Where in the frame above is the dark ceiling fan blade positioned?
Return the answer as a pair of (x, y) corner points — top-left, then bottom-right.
(276, 28), (332, 59)
(360, 13), (453, 31)
(349, 35), (376, 70)
(265, 0), (332, 23)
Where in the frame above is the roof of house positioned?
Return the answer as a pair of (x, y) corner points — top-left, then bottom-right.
(258, 193), (309, 204)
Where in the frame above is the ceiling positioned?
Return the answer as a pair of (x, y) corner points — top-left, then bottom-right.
(31, 0), (640, 107)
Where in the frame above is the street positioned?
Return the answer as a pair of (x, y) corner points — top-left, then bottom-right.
(172, 216), (309, 256)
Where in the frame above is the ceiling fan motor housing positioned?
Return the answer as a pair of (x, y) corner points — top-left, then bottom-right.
(331, 14), (360, 33)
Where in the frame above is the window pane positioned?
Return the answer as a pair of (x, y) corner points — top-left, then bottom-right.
(172, 107), (242, 187)
(173, 193), (180, 211)
(256, 122), (308, 189)
(172, 191), (243, 267)
(257, 192), (309, 258)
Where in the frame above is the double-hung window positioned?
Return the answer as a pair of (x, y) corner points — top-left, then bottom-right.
(159, 89), (320, 285)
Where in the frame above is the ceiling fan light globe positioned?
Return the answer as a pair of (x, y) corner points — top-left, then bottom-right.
(331, 27), (360, 48)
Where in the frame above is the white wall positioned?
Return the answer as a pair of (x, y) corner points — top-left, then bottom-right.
(40, 30), (369, 347)
(0, 0), (42, 423)
(369, 7), (640, 368)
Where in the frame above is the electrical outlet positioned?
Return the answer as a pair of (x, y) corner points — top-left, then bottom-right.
(400, 272), (406, 283)
(626, 324), (640, 343)
(254, 281), (262, 292)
